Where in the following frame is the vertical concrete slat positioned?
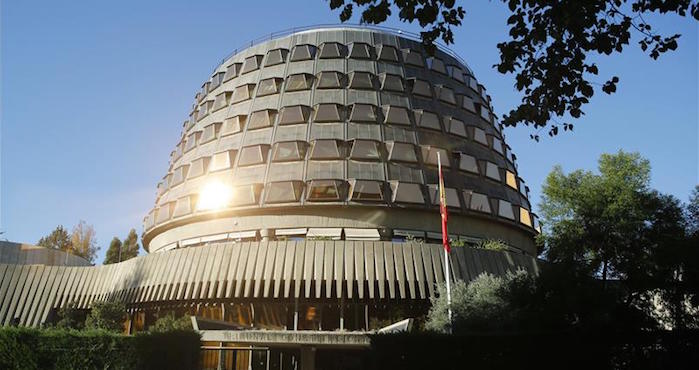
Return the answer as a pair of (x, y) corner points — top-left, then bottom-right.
(383, 242), (396, 299)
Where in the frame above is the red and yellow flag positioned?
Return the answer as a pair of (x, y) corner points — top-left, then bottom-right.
(438, 153), (450, 253)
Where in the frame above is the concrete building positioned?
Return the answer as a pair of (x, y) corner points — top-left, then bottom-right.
(0, 26), (540, 369)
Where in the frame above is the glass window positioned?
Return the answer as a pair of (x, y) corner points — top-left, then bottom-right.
(187, 157), (208, 179)
(265, 48), (288, 66)
(421, 146), (450, 167)
(480, 104), (491, 122)
(223, 62), (242, 82)
(409, 78), (432, 98)
(212, 92), (232, 112)
(349, 103), (377, 123)
(467, 191), (491, 213)
(309, 139), (343, 159)
(448, 65), (465, 83)
(170, 164), (189, 186)
(264, 181), (303, 203)
(447, 117), (467, 137)
(505, 171), (517, 189)
(492, 137), (504, 154)
(201, 122), (221, 143)
(427, 57), (447, 74)
(349, 180), (384, 201)
(520, 207), (532, 226)
(238, 144), (270, 167)
(349, 42), (373, 59)
(461, 95), (476, 112)
(221, 115), (245, 136)
(313, 104), (343, 122)
(306, 180), (344, 202)
(486, 162), (501, 181)
(241, 55), (264, 74)
(173, 196), (195, 218)
(316, 71), (345, 89)
(349, 139), (381, 160)
(378, 44), (399, 62)
(257, 77), (282, 97)
(390, 182), (425, 204)
(318, 42), (344, 59)
(468, 75), (479, 91)
(436, 85), (456, 105)
(272, 141), (307, 162)
(414, 110), (441, 131)
(278, 105), (311, 125)
(380, 73), (404, 92)
(402, 49), (424, 67)
(155, 203), (173, 224)
(197, 100), (213, 121)
(248, 109), (277, 130)
(184, 132), (200, 152)
(232, 83), (255, 103)
(209, 150), (236, 172)
(459, 153), (479, 174)
(498, 200), (515, 220)
(209, 72), (225, 91)
(473, 127), (488, 146)
(232, 184), (262, 206)
(290, 44), (315, 61)
(286, 73), (313, 91)
(382, 105), (412, 126)
(428, 185), (461, 207)
(348, 71), (375, 90)
(386, 141), (418, 163)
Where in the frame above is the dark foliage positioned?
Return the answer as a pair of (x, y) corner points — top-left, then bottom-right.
(326, 1), (699, 138)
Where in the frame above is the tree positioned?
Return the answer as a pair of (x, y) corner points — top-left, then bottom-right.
(120, 229), (140, 261)
(70, 220), (98, 264)
(327, 1), (699, 138)
(55, 301), (84, 330)
(37, 225), (72, 251)
(85, 301), (126, 332)
(149, 312), (193, 332)
(103, 237), (123, 265)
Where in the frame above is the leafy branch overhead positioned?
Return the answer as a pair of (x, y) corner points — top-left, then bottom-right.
(327, 0), (699, 139)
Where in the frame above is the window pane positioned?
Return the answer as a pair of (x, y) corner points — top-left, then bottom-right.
(473, 127), (488, 145)
(201, 122), (221, 143)
(447, 117), (467, 137)
(349, 180), (384, 201)
(232, 84), (254, 103)
(428, 185), (460, 207)
(309, 139), (342, 159)
(265, 181), (303, 203)
(238, 145), (269, 167)
(265, 48), (288, 66)
(492, 138), (504, 154)
(402, 49), (424, 67)
(459, 154), (479, 174)
(223, 63), (242, 82)
(347, 160), (385, 180)
(415, 110), (441, 131)
(383, 105), (412, 126)
(316, 71), (344, 89)
(248, 109), (276, 130)
(314, 104), (343, 122)
(486, 162), (501, 181)
(257, 78), (281, 97)
(378, 44), (399, 62)
(306, 160), (343, 179)
(209, 150), (236, 172)
(390, 182), (425, 204)
(307, 180), (343, 202)
(272, 141), (306, 162)
(436, 85), (456, 105)
(380, 73), (404, 92)
(348, 71), (375, 90)
(469, 192), (491, 213)
(506, 171), (517, 189)
(349, 104), (377, 123)
(290, 44), (315, 61)
(410, 79), (432, 97)
(222, 115), (246, 136)
(241, 55), (263, 74)
(427, 57), (447, 74)
(387, 142), (418, 163)
(286, 73), (313, 91)
(349, 43), (373, 59)
(421, 146), (450, 167)
(520, 207), (532, 226)
(319, 42), (344, 59)
(279, 105), (310, 125)
(498, 200), (515, 219)
(350, 140), (381, 160)
(387, 164), (423, 183)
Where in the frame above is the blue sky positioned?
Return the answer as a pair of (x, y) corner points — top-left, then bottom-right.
(2, 0), (697, 263)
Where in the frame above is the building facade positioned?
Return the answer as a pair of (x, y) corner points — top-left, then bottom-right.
(0, 26), (540, 369)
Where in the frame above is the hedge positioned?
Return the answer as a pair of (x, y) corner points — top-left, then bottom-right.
(0, 327), (200, 370)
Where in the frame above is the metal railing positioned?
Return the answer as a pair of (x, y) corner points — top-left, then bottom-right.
(208, 23), (474, 76)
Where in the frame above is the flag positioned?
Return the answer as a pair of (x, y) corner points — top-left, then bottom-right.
(438, 153), (450, 253)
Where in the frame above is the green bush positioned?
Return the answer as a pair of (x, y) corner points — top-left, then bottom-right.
(85, 301), (126, 332)
(0, 327), (201, 370)
(149, 312), (193, 332)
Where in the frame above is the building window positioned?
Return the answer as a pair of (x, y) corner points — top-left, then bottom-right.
(306, 179), (345, 202)
(309, 139), (343, 159)
(473, 127), (488, 146)
(241, 55), (264, 74)
(232, 83), (255, 103)
(209, 72), (225, 91)
(265, 48), (288, 67)
(479, 104), (491, 123)
(173, 195), (196, 218)
(402, 49), (424, 67)
(232, 184), (263, 206)
(386, 141), (418, 163)
(155, 203), (174, 224)
(468, 75), (479, 91)
(348, 71), (375, 90)
(348, 160), (385, 180)
(313, 103), (343, 122)
(377, 44), (399, 62)
(458, 153), (479, 174)
(197, 100), (213, 121)
(187, 157), (209, 179)
(290, 44), (316, 61)
(427, 57), (447, 74)
(278, 105), (311, 125)
(436, 85), (457, 105)
(316, 71), (345, 89)
(223, 62), (242, 82)
(506, 170), (517, 189)
(318, 42), (345, 59)
(272, 141), (307, 162)
(467, 191), (491, 213)
(485, 162), (501, 181)
(221, 115), (246, 136)
(248, 109), (277, 130)
(348, 42), (373, 59)
(264, 181), (304, 203)
(209, 150), (237, 172)
(414, 110), (441, 131)
(520, 207), (532, 227)
(380, 73), (404, 92)
(257, 77), (283, 97)
(349, 140), (382, 161)
(421, 146), (450, 167)
(285, 73), (314, 91)
(382, 105), (412, 126)
(428, 185), (460, 207)
(212, 92), (232, 112)
(349, 180), (384, 201)
(492, 137), (504, 155)
(448, 65), (466, 83)
(408, 78), (432, 98)
(446, 117), (467, 138)
(498, 200), (515, 220)
(184, 132), (200, 152)
(390, 181), (425, 204)
(460, 95), (476, 113)
(200, 122), (221, 144)
(170, 164), (189, 186)
(238, 144), (270, 167)
(349, 103), (377, 123)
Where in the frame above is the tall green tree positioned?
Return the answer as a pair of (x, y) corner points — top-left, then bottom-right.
(37, 225), (72, 251)
(103, 237), (123, 265)
(121, 229), (140, 261)
(327, 1), (698, 138)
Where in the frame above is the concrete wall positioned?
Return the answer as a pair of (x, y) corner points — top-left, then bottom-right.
(0, 241), (90, 267)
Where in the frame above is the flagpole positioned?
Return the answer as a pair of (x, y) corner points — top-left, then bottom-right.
(437, 153), (453, 330)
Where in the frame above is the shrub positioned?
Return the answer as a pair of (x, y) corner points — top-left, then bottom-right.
(85, 301), (126, 332)
(149, 312), (193, 332)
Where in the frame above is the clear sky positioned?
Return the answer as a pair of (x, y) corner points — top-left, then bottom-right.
(1, 0), (697, 263)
